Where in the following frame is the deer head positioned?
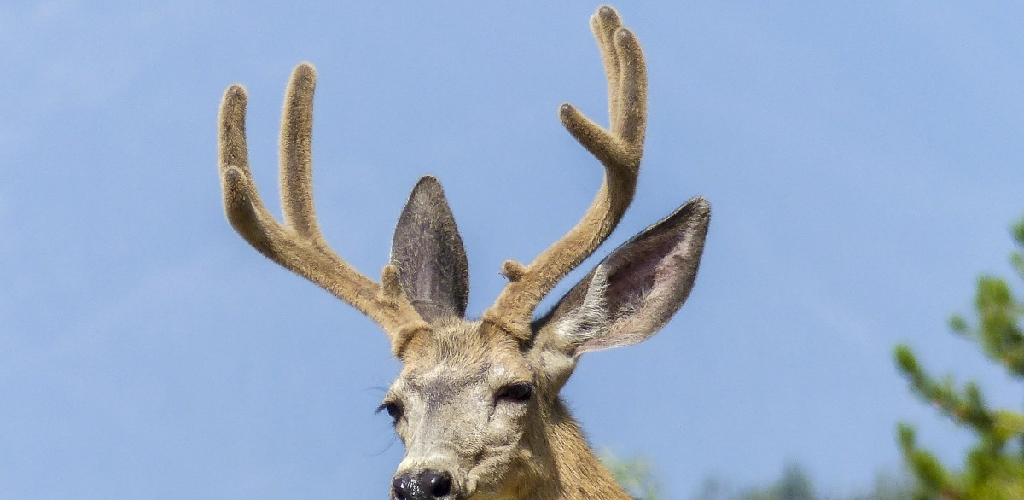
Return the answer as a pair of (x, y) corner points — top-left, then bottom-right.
(217, 6), (709, 500)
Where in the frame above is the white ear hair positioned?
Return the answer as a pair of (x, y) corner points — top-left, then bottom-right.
(553, 265), (611, 347)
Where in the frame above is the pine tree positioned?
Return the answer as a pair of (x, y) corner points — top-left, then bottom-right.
(894, 216), (1024, 499)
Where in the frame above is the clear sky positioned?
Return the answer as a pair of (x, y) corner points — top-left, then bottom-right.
(2, 1), (1024, 498)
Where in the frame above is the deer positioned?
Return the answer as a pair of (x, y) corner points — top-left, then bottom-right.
(216, 5), (709, 500)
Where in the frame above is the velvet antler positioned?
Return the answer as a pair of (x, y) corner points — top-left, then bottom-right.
(482, 6), (647, 340)
(218, 63), (429, 350)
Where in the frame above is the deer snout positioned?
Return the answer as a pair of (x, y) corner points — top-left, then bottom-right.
(392, 469), (453, 500)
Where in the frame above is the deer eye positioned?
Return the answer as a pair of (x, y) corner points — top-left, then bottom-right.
(376, 400), (404, 423)
(496, 382), (534, 402)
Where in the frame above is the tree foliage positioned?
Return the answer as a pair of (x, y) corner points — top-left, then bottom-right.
(735, 464), (815, 500)
(601, 450), (664, 500)
(894, 216), (1024, 499)
(602, 454), (912, 500)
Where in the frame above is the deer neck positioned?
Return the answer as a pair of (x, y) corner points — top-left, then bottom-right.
(510, 399), (632, 500)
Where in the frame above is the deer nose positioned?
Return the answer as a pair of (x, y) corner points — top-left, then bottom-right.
(392, 469), (453, 500)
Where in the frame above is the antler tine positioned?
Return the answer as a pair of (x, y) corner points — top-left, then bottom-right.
(218, 64), (428, 350)
(280, 63), (321, 240)
(563, 6), (647, 166)
(482, 5), (647, 340)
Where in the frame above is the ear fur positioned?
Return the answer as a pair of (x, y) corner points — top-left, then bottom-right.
(533, 196), (710, 358)
(391, 176), (470, 322)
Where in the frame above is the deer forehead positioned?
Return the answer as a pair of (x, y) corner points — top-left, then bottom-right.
(395, 321), (535, 391)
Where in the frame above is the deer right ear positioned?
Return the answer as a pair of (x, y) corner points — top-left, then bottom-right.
(391, 176), (470, 322)
(532, 197), (710, 362)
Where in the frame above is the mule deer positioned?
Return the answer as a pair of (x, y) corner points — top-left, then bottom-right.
(217, 5), (709, 500)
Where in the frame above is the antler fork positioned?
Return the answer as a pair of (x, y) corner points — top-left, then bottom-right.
(218, 64), (429, 347)
(482, 6), (647, 340)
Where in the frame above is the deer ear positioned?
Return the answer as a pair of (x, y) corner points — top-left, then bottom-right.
(391, 176), (470, 322)
(533, 197), (710, 357)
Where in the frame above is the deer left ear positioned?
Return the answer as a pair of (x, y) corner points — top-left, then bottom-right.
(533, 197), (710, 357)
(391, 176), (470, 322)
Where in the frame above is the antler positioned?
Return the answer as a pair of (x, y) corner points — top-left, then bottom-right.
(218, 63), (429, 348)
(482, 5), (647, 340)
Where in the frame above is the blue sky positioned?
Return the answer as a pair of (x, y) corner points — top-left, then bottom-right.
(3, 1), (1024, 498)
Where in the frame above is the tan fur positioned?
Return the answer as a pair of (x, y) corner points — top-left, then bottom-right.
(216, 5), (710, 500)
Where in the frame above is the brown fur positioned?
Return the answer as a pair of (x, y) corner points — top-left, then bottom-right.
(216, 5), (711, 500)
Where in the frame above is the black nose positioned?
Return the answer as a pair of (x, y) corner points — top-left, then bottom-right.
(392, 469), (453, 500)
